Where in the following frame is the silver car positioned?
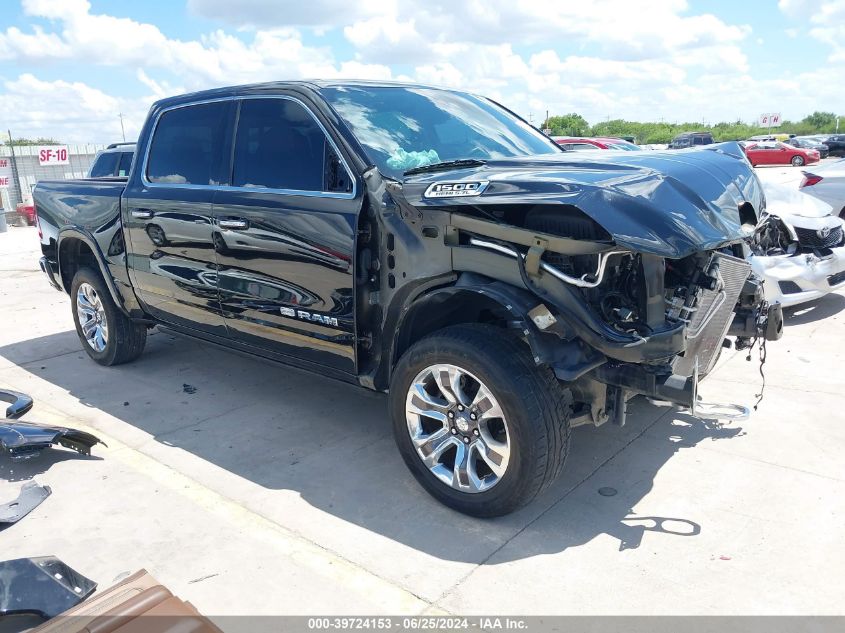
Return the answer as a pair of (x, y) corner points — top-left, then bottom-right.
(800, 158), (845, 218)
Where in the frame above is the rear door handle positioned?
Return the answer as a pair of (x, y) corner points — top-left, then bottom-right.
(218, 218), (249, 231)
(131, 209), (154, 220)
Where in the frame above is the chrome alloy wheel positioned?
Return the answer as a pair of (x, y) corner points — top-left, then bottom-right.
(76, 282), (109, 352)
(405, 364), (511, 493)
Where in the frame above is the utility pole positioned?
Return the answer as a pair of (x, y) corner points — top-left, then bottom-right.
(6, 130), (23, 207)
(118, 113), (126, 142)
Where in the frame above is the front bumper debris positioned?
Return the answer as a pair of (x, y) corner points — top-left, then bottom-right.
(0, 556), (96, 620)
(0, 420), (104, 460)
(0, 481), (52, 525)
(1, 389), (103, 460)
(1, 389), (33, 419)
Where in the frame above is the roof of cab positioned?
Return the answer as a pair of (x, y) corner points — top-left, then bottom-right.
(151, 80), (449, 110)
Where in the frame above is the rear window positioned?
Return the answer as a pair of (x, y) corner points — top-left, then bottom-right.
(117, 151), (133, 177)
(146, 101), (231, 185)
(89, 152), (119, 177)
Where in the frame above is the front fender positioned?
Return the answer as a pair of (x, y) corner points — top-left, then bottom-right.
(389, 274), (607, 387)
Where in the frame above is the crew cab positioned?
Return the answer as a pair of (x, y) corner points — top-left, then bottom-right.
(34, 81), (782, 517)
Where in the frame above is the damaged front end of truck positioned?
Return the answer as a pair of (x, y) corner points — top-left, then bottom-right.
(364, 143), (783, 427)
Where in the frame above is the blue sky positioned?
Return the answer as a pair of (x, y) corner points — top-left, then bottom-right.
(1, 0), (843, 142)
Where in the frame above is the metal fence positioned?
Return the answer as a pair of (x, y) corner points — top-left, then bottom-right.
(1, 144), (107, 211)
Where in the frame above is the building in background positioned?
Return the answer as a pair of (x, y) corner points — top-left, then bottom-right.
(0, 144), (106, 211)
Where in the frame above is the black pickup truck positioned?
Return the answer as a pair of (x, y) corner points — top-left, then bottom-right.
(34, 81), (782, 516)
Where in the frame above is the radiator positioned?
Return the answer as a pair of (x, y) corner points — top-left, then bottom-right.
(672, 252), (751, 378)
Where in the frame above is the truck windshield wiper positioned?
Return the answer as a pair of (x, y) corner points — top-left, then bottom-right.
(403, 159), (487, 176)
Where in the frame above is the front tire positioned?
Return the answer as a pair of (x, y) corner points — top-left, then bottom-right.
(71, 267), (147, 366)
(389, 324), (572, 517)
(791, 155), (805, 166)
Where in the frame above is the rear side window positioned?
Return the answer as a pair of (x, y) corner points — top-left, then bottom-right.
(232, 98), (351, 193)
(117, 151), (133, 177)
(147, 101), (230, 185)
(89, 152), (119, 177)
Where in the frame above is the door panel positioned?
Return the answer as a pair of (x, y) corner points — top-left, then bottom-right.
(213, 190), (358, 371)
(123, 99), (233, 335)
(212, 96), (359, 372)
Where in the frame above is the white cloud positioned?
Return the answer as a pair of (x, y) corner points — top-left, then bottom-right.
(779, 0), (845, 61)
(187, 0), (381, 28)
(0, 0), (842, 143)
(0, 74), (148, 142)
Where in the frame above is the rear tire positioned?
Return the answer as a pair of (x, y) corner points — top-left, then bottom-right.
(70, 267), (147, 366)
(389, 324), (572, 517)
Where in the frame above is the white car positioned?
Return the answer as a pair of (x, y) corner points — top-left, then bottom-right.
(799, 159), (845, 218)
(750, 182), (845, 307)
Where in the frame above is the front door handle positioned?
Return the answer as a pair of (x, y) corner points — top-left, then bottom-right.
(218, 218), (249, 231)
(131, 209), (154, 220)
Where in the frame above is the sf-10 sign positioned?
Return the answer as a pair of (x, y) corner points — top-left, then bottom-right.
(38, 146), (69, 166)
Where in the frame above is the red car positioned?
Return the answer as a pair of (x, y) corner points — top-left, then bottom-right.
(742, 141), (819, 167)
(552, 137), (641, 151)
(15, 202), (36, 226)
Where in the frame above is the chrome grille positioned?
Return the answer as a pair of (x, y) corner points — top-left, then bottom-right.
(795, 225), (844, 249)
(672, 252), (751, 378)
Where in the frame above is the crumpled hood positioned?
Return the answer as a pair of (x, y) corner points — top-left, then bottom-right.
(400, 142), (763, 259)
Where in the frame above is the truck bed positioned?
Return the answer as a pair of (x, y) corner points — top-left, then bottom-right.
(34, 178), (126, 253)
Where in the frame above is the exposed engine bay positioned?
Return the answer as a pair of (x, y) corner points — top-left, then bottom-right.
(447, 201), (782, 426)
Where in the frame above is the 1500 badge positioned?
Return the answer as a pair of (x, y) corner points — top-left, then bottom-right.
(424, 181), (489, 198)
(280, 307), (339, 327)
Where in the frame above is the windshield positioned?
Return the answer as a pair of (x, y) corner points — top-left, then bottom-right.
(320, 86), (560, 179)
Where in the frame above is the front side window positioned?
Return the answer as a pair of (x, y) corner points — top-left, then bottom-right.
(232, 98), (351, 193)
(147, 101), (230, 185)
(89, 152), (119, 177)
(320, 86), (560, 179)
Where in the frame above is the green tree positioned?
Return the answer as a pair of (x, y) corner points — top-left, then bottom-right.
(801, 111), (837, 132)
(3, 137), (61, 146)
(545, 113), (589, 136)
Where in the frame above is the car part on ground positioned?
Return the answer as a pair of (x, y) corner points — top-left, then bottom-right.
(0, 556), (96, 622)
(0, 390), (33, 419)
(29, 569), (223, 633)
(0, 481), (51, 525)
(0, 419), (104, 461)
(750, 183), (845, 307)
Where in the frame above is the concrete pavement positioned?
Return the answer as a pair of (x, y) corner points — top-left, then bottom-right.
(1, 219), (844, 616)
